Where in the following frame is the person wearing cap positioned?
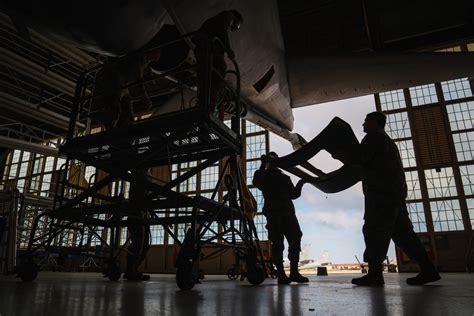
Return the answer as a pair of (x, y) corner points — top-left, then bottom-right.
(192, 10), (243, 114)
(253, 151), (308, 284)
(335, 111), (440, 286)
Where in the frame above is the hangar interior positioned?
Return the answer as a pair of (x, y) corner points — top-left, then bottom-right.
(0, 0), (474, 314)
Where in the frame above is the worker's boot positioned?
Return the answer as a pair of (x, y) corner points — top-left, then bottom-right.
(406, 262), (440, 285)
(289, 262), (309, 283)
(351, 264), (384, 286)
(275, 263), (290, 285)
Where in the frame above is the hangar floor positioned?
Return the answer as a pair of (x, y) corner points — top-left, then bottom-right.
(0, 272), (473, 315)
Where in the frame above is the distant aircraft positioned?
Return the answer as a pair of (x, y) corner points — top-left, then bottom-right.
(2, 0), (474, 148)
(283, 247), (331, 270)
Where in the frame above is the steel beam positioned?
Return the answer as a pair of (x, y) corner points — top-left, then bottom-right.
(0, 92), (85, 130)
(0, 136), (58, 156)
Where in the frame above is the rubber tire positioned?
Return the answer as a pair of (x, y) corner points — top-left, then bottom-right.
(227, 267), (239, 280)
(18, 262), (38, 282)
(106, 263), (121, 281)
(176, 261), (196, 290)
(247, 266), (265, 285)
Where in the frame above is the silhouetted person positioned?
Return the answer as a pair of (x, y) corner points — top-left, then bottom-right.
(336, 112), (440, 286)
(95, 48), (161, 130)
(192, 10), (243, 115)
(253, 152), (308, 284)
(124, 168), (151, 281)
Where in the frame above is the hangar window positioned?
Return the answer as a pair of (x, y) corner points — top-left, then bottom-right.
(246, 160), (261, 184)
(468, 43), (474, 52)
(459, 165), (474, 196)
(406, 202), (427, 233)
(246, 120), (264, 133)
(250, 188), (264, 212)
(452, 132), (474, 162)
(254, 214), (268, 240)
(409, 84), (438, 106)
(245, 134), (266, 160)
(446, 101), (474, 131)
(253, 65), (275, 93)
(430, 199), (464, 232)
(396, 140), (417, 168)
(200, 165), (219, 191)
(385, 112), (411, 140)
(405, 171), (422, 200)
(467, 198), (474, 229)
(380, 89), (406, 111)
(150, 224), (165, 245)
(425, 168), (458, 199)
(441, 78), (473, 101)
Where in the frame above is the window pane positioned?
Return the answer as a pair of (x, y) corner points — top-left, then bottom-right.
(425, 168), (457, 199)
(201, 165), (219, 191)
(150, 224), (164, 245)
(380, 89), (406, 111)
(460, 165), (474, 196)
(441, 78), (473, 101)
(396, 140), (416, 168)
(247, 160), (261, 184)
(11, 150), (21, 164)
(254, 214), (268, 240)
(245, 120), (264, 134)
(430, 199), (464, 232)
(467, 198), (474, 229)
(32, 156), (44, 174)
(406, 202), (427, 233)
(452, 131), (474, 162)
(250, 188), (264, 211)
(409, 84), (438, 106)
(405, 171), (422, 200)
(385, 112), (411, 139)
(446, 101), (474, 131)
(245, 134), (266, 160)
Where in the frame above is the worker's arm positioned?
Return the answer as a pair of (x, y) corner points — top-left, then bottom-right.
(252, 169), (265, 189)
(354, 133), (380, 167)
(253, 155), (267, 189)
(214, 11), (235, 59)
(290, 178), (305, 199)
(332, 133), (379, 166)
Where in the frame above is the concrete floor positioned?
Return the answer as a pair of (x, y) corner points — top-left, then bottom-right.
(0, 272), (473, 316)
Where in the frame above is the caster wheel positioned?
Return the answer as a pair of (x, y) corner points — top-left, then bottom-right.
(247, 266), (265, 285)
(18, 261), (38, 282)
(176, 260), (196, 290)
(227, 267), (239, 280)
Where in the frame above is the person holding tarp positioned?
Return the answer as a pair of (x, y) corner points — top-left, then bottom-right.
(253, 151), (308, 285)
(333, 111), (440, 286)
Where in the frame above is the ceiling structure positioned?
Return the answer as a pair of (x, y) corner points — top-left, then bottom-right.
(278, 0), (474, 55)
(0, 12), (97, 150)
